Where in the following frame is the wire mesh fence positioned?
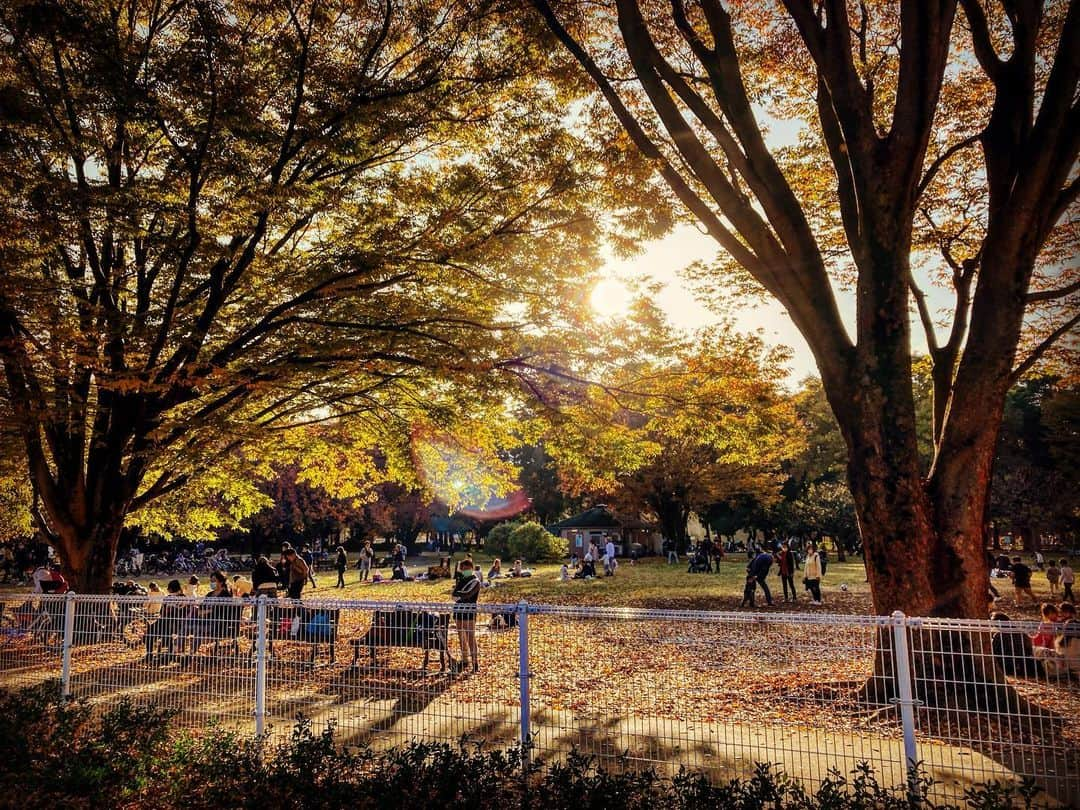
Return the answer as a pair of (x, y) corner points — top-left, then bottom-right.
(0, 593), (1077, 805)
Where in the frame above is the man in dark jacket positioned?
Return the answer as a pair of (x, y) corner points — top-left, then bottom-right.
(748, 551), (775, 607)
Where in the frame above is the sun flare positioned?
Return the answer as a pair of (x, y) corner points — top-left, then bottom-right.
(590, 278), (634, 320)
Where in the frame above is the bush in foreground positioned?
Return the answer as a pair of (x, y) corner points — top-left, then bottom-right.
(0, 682), (1045, 810)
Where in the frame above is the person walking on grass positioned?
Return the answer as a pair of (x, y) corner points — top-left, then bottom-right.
(1010, 556), (1036, 607)
(804, 543), (824, 605)
(1060, 559), (1075, 602)
(1046, 559), (1062, 598)
(302, 546), (317, 589)
(335, 546), (348, 589)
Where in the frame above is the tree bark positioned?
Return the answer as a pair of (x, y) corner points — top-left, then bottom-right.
(53, 512), (127, 594)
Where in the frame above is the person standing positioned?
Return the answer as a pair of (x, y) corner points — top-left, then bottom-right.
(664, 538), (678, 565)
(1034, 550), (1045, 570)
(748, 549), (775, 606)
(604, 537), (617, 576)
(302, 546), (317, 589)
(1060, 559), (1075, 602)
(776, 542), (797, 603)
(358, 541), (374, 581)
(451, 559), (481, 673)
(334, 546), (348, 589)
(700, 535), (714, 573)
(804, 543), (824, 605)
(283, 547), (310, 600)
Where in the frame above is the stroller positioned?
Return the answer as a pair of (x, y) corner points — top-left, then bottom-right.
(686, 548), (711, 574)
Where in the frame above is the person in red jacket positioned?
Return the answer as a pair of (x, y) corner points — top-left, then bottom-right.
(775, 542), (797, 603)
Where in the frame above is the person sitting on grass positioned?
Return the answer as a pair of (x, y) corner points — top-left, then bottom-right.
(487, 558), (503, 580)
(1055, 616), (1080, 677)
(231, 574), (253, 598)
(990, 612), (1041, 678)
(559, 564), (570, 581)
(574, 558), (596, 579)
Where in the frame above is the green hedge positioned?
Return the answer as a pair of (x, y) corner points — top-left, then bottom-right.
(486, 521), (565, 562)
(0, 682), (1045, 810)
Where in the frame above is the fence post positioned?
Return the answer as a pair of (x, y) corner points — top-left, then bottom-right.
(254, 595), (268, 737)
(890, 610), (919, 794)
(60, 591), (76, 699)
(516, 599), (531, 766)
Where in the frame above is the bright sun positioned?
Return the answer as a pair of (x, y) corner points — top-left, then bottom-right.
(590, 278), (634, 320)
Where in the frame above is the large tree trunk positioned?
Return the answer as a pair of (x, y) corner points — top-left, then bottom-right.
(54, 515), (126, 594)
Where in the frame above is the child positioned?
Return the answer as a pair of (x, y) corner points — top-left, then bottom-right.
(1033, 603), (1059, 650)
(1032, 603), (1066, 676)
(559, 564), (569, 581)
(740, 571), (757, 608)
(1046, 560), (1062, 597)
(1060, 560), (1075, 602)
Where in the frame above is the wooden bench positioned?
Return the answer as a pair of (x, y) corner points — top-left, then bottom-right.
(349, 608), (452, 672)
(262, 602), (340, 664)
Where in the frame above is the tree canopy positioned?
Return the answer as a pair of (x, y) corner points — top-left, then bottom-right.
(0, 0), (618, 590)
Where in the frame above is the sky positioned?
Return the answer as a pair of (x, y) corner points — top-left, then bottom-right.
(596, 224), (957, 388)
(597, 224), (820, 384)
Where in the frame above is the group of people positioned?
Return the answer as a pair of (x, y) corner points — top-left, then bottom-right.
(0, 539), (55, 585)
(991, 600), (1080, 679)
(993, 554), (1075, 606)
(141, 570), (242, 662)
(739, 542), (826, 607)
(565, 538), (619, 580)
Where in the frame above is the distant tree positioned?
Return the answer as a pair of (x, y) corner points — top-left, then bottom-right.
(543, 329), (802, 550)
(990, 378), (1080, 549)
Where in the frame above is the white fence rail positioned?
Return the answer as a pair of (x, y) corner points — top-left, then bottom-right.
(0, 593), (1077, 805)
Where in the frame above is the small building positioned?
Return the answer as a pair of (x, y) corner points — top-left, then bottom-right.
(548, 505), (659, 557)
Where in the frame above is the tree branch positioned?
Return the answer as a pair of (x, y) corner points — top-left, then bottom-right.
(1010, 310), (1080, 383)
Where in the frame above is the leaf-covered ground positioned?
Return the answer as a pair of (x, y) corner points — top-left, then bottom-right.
(1, 556), (1076, 802)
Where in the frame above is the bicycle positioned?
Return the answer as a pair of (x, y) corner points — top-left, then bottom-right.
(0, 600), (61, 650)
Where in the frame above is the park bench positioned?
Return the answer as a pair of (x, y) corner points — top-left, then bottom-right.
(348, 607), (452, 672)
(259, 602), (340, 665)
(195, 598), (244, 657)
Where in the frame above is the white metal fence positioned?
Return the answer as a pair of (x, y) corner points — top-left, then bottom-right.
(0, 593), (1077, 805)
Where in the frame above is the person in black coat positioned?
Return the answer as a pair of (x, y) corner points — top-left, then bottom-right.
(748, 551), (775, 606)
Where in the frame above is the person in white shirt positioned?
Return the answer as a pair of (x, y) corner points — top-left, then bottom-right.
(31, 565), (52, 593)
(604, 539), (617, 576)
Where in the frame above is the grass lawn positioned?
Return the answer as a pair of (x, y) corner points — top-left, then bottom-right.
(2, 551), (1065, 619)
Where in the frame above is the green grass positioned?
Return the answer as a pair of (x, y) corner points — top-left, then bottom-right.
(4, 551), (1066, 619)
(267, 553), (877, 613)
